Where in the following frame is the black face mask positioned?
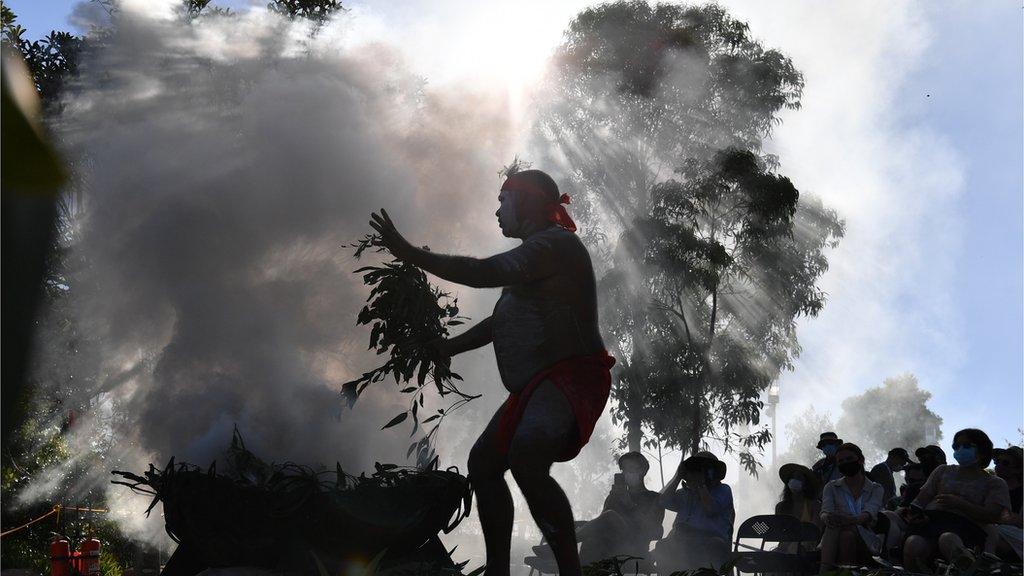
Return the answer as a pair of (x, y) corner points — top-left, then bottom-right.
(838, 461), (861, 477)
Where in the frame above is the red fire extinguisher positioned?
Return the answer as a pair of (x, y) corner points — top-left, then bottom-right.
(50, 538), (71, 576)
(78, 537), (101, 576)
(70, 549), (82, 575)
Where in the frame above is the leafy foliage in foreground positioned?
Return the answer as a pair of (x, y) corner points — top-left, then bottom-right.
(344, 234), (479, 466)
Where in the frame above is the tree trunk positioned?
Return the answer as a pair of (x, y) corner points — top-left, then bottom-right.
(689, 286), (718, 456)
(627, 416), (643, 452)
(689, 385), (702, 455)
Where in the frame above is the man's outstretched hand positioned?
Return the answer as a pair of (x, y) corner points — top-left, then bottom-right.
(369, 209), (414, 261)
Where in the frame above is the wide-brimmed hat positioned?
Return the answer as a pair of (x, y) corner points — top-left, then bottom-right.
(993, 446), (1023, 466)
(683, 451), (727, 481)
(816, 432), (843, 449)
(778, 463), (819, 492)
(618, 451), (651, 474)
(915, 445), (947, 463)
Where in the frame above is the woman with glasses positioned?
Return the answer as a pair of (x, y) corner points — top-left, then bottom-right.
(899, 428), (1011, 571)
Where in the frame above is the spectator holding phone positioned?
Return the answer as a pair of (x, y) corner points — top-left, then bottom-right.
(819, 443), (885, 573)
(575, 452), (664, 564)
(900, 428), (1010, 571)
(654, 451), (735, 572)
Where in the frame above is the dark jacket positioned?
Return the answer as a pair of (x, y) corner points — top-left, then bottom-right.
(603, 486), (665, 544)
(868, 462), (897, 504)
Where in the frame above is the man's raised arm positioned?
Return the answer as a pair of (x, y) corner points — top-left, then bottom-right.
(370, 209), (559, 288)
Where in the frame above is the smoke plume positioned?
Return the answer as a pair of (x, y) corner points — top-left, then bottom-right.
(28, 0), (535, 550)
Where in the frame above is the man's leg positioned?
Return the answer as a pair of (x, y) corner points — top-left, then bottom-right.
(508, 381), (581, 576)
(467, 407), (513, 576)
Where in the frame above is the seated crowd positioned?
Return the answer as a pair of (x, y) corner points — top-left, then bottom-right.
(557, 427), (1022, 574)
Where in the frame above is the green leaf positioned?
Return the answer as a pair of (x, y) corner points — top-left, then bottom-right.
(381, 412), (408, 430)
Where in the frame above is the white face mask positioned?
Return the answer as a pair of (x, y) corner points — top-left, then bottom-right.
(787, 478), (804, 493)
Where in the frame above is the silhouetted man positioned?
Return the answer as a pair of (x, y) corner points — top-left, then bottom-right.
(869, 447), (910, 504)
(915, 445), (947, 478)
(369, 169), (613, 576)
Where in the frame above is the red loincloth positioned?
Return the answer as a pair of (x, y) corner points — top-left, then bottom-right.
(495, 351), (615, 460)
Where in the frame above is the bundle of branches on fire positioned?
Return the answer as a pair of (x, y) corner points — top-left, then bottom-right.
(344, 234), (479, 465)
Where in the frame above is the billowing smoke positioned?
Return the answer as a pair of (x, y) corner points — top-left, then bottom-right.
(25, 0), (536, 550)
(19, 1), (874, 570)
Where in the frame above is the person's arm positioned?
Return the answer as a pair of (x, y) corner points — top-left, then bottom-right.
(370, 210), (560, 288)
(441, 316), (493, 356)
(911, 465), (944, 509)
(820, 483), (841, 527)
(645, 497), (666, 541)
(936, 478), (1011, 525)
(659, 468), (685, 511)
(701, 484), (731, 518)
(858, 482), (885, 526)
(942, 499), (1005, 524)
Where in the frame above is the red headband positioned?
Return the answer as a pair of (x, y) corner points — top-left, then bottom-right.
(500, 174), (576, 233)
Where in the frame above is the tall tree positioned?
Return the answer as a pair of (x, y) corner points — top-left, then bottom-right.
(780, 406), (836, 468)
(603, 149), (843, 470)
(836, 373), (943, 464)
(532, 2), (843, 470)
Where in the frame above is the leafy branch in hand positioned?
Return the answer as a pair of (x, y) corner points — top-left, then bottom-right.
(344, 233), (479, 466)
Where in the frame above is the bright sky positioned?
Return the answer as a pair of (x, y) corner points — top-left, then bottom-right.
(9, 0), (1023, 453)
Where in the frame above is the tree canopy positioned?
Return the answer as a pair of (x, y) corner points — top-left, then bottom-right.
(836, 373), (943, 464)
(532, 2), (843, 472)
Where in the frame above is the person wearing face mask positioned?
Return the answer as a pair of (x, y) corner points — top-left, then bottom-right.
(819, 443), (885, 573)
(574, 452), (665, 563)
(985, 445), (1022, 561)
(654, 452), (735, 573)
(776, 464), (823, 554)
(812, 432), (845, 492)
(369, 169), (612, 576)
(869, 448), (911, 505)
(899, 428), (1010, 572)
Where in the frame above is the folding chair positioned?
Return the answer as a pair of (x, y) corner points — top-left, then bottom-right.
(525, 537), (657, 575)
(732, 514), (812, 576)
